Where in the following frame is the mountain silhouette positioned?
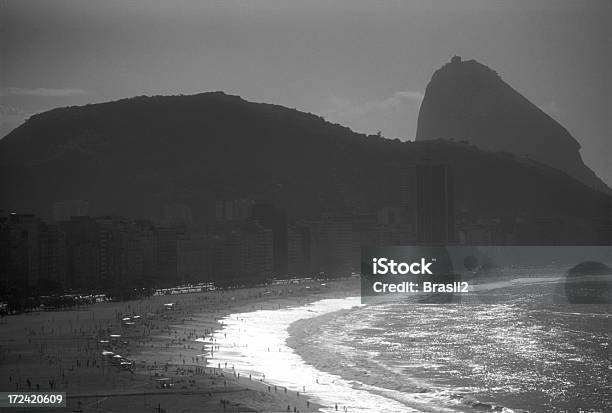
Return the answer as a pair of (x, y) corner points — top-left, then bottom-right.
(416, 56), (609, 193)
(0, 91), (610, 243)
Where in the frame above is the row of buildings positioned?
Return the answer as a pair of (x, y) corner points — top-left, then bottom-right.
(0, 206), (417, 295)
(4, 164), (606, 296)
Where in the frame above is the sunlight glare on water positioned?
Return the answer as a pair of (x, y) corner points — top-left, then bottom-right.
(207, 297), (438, 413)
(206, 295), (611, 412)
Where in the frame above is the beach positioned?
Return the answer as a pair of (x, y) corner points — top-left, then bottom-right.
(0, 278), (360, 413)
(209, 297), (430, 413)
(3, 275), (609, 413)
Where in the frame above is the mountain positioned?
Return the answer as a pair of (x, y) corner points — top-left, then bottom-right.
(416, 56), (609, 193)
(0, 91), (610, 243)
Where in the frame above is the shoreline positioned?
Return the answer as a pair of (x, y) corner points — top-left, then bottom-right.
(0, 278), (360, 412)
(208, 296), (366, 413)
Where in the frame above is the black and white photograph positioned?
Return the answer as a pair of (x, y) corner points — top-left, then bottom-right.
(0, 1), (610, 412)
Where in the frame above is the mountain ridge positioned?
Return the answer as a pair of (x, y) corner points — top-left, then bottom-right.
(416, 57), (609, 193)
(0, 91), (610, 244)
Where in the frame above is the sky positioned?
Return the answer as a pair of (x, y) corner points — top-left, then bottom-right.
(1, 0), (610, 185)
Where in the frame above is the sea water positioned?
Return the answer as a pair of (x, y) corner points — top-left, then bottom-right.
(208, 294), (611, 412)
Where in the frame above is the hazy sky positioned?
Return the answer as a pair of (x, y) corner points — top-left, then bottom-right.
(1, 0), (610, 184)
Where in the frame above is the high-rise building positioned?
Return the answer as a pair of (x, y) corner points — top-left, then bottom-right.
(288, 225), (311, 277)
(252, 204), (288, 277)
(177, 233), (212, 283)
(414, 164), (455, 244)
(375, 206), (415, 245)
(37, 222), (67, 291)
(52, 200), (89, 222)
(215, 199), (252, 221)
(1, 214), (67, 293)
(3, 214), (41, 290)
(240, 221), (273, 282)
(306, 212), (353, 277)
(210, 220), (273, 285)
(163, 203), (194, 227)
(95, 216), (130, 289)
(155, 226), (182, 286)
(131, 220), (157, 286)
(126, 234), (146, 286)
(61, 216), (100, 290)
(211, 225), (242, 284)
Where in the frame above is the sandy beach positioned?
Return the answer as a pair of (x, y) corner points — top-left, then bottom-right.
(0, 278), (360, 413)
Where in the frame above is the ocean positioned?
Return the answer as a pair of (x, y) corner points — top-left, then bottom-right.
(209, 294), (611, 412)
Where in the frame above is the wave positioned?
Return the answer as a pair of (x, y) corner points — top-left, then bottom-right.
(207, 295), (610, 412)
